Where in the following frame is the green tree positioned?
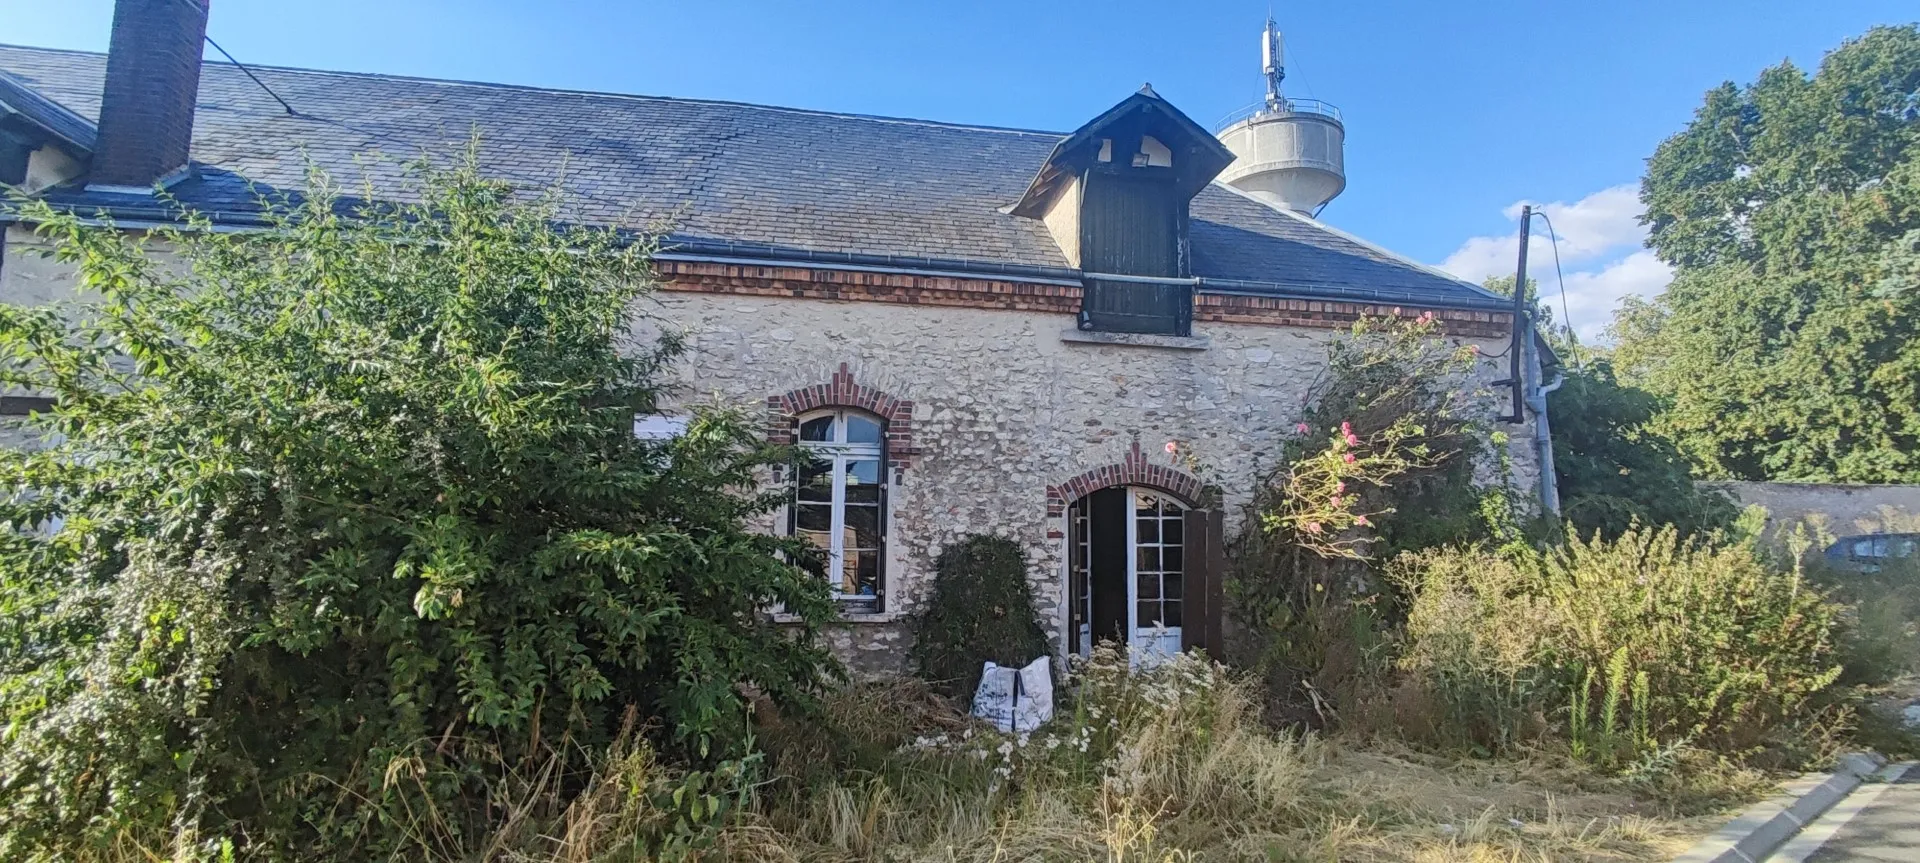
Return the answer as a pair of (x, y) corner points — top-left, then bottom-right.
(1548, 361), (1739, 539)
(1482, 277), (1735, 538)
(0, 156), (838, 859)
(1617, 25), (1920, 482)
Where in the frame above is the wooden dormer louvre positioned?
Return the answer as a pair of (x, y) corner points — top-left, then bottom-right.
(1011, 86), (1235, 336)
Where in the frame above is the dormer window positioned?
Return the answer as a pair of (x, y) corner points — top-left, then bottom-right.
(1009, 86), (1235, 337)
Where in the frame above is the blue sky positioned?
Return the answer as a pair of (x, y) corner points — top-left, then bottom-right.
(3, 1), (1913, 338)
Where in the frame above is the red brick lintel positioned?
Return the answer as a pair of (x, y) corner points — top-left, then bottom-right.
(766, 363), (918, 474)
(656, 259), (1513, 338)
(1044, 442), (1206, 538)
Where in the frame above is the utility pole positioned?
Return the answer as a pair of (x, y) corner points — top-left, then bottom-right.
(1504, 205), (1531, 424)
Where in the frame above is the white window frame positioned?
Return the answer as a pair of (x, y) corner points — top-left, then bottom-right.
(793, 409), (886, 608)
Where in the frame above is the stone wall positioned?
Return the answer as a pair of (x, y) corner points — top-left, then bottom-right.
(0, 231), (1543, 679)
(1704, 481), (1920, 538)
(646, 288), (1537, 677)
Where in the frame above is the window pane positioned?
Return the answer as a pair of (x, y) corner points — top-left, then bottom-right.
(1163, 573), (1183, 601)
(845, 504), (882, 547)
(1162, 550), (1182, 574)
(795, 503), (832, 535)
(1161, 600), (1182, 629)
(1136, 517), (1158, 543)
(1136, 572), (1159, 600)
(1162, 517), (1183, 545)
(800, 416), (836, 442)
(1136, 493), (1159, 517)
(846, 550), (881, 597)
(1136, 547), (1159, 573)
(846, 415), (883, 444)
(846, 459), (881, 487)
(796, 506), (833, 555)
(797, 458), (833, 503)
(1854, 539), (1876, 557)
(1138, 600), (1164, 627)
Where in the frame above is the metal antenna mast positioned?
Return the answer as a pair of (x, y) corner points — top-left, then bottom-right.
(1262, 18), (1286, 110)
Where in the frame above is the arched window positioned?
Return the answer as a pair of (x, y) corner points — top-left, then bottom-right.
(792, 409), (886, 611)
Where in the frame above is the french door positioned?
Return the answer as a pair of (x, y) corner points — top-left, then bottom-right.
(1067, 487), (1187, 665)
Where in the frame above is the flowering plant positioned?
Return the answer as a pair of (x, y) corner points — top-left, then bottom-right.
(1264, 416), (1437, 558)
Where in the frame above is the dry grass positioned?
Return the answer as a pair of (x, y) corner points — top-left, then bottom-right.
(85, 658), (1749, 863)
(701, 652), (1736, 863)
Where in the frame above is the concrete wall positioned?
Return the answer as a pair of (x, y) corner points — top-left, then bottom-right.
(649, 290), (1536, 675)
(1704, 481), (1920, 538)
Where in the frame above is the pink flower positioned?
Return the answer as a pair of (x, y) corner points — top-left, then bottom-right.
(1468, 344), (1481, 354)
(1341, 421), (1352, 435)
(1345, 433), (1359, 446)
(1329, 495), (1343, 507)
(1165, 441), (1178, 454)
(1296, 422), (1310, 434)
(1354, 515), (1370, 526)
(1343, 453), (1356, 463)
(1305, 522), (1323, 534)
(1419, 311), (1434, 323)
(1335, 481), (1346, 493)
(1392, 306), (1403, 316)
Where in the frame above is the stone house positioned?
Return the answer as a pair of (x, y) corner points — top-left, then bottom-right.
(1, 1), (1553, 675)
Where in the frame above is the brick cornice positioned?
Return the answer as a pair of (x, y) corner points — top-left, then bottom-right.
(658, 259), (1512, 338)
(766, 363), (918, 474)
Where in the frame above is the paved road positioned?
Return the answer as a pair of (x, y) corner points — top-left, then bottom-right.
(1799, 769), (1920, 861)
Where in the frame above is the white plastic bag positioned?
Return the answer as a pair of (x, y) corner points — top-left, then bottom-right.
(970, 655), (1053, 734)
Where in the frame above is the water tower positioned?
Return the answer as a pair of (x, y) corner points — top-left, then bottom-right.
(1215, 19), (1346, 215)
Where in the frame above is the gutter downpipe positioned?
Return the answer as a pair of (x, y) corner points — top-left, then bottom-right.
(1524, 332), (1565, 517)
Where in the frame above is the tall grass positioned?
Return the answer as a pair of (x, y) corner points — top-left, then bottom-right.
(87, 649), (1710, 862)
(1386, 525), (1850, 768)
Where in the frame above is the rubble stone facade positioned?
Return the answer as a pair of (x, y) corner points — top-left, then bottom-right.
(652, 262), (1537, 677)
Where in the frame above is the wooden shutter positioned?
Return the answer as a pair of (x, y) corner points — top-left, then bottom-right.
(1181, 508), (1225, 659)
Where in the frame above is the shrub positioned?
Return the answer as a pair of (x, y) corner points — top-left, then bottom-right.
(1548, 360), (1740, 540)
(910, 535), (1048, 698)
(1228, 313), (1505, 726)
(0, 153), (838, 860)
(1392, 525), (1847, 764)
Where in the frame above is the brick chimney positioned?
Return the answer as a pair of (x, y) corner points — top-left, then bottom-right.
(87, 0), (209, 192)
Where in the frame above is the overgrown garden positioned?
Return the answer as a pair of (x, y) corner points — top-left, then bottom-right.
(0, 24), (1917, 861)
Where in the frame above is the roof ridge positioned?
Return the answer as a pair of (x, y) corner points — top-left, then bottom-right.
(0, 42), (1070, 140)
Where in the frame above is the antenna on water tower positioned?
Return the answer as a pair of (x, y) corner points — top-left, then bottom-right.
(1216, 15), (1347, 215)
(1262, 18), (1286, 110)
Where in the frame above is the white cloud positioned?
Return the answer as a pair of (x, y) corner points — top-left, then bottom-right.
(1549, 251), (1672, 343)
(1438, 184), (1669, 343)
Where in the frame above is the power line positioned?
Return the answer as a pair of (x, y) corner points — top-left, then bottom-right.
(203, 35), (297, 117)
(1528, 210), (1579, 367)
(155, 5), (659, 222)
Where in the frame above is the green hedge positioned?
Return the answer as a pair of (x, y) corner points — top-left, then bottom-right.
(910, 535), (1049, 698)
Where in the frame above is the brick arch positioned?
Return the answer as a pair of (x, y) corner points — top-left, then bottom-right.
(765, 363), (918, 474)
(1045, 441), (1205, 530)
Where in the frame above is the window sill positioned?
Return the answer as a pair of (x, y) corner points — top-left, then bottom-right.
(1059, 329), (1210, 351)
(772, 610), (905, 625)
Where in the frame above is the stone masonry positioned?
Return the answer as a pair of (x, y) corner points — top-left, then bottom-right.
(648, 270), (1538, 677)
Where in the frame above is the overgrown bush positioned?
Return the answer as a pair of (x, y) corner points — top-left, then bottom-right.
(1391, 526), (1847, 766)
(0, 153), (838, 860)
(1548, 360), (1740, 540)
(1229, 313), (1508, 726)
(910, 534), (1049, 697)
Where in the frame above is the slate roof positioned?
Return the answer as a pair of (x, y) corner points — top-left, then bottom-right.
(0, 68), (95, 154)
(0, 44), (1504, 310)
